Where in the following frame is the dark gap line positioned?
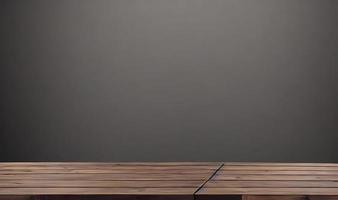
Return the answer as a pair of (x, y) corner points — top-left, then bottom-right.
(193, 163), (224, 200)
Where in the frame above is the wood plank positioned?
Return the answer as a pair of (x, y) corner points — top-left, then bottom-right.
(213, 175), (338, 181)
(222, 166), (338, 171)
(217, 170), (338, 175)
(0, 162), (219, 166)
(0, 188), (196, 195)
(0, 166), (218, 170)
(0, 174), (211, 181)
(0, 169), (215, 174)
(205, 181), (338, 188)
(0, 180), (202, 188)
(0, 166), (217, 175)
(39, 195), (194, 200)
(196, 188), (338, 195)
(224, 163), (338, 167)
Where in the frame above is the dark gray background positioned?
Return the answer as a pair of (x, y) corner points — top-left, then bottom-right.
(1, 0), (338, 162)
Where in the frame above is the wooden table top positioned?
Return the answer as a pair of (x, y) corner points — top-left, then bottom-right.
(0, 162), (338, 197)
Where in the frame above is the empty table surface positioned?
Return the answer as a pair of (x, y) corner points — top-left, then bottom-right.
(0, 162), (338, 197)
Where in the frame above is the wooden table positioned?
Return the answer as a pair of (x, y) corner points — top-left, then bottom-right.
(0, 162), (338, 200)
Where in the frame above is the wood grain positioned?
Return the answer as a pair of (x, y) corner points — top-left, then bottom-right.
(212, 175), (338, 181)
(217, 170), (338, 175)
(0, 163), (220, 195)
(38, 195), (194, 200)
(197, 163), (338, 195)
(205, 181), (338, 188)
(197, 188), (338, 195)
(0, 174), (211, 181)
(1, 162), (338, 197)
(224, 163), (338, 167)
(0, 180), (202, 188)
(0, 188), (197, 195)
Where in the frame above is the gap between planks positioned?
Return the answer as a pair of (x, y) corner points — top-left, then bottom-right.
(193, 163), (225, 199)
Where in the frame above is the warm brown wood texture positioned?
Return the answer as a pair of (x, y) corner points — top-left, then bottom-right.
(0, 162), (220, 196)
(1, 162), (338, 199)
(198, 162), (338, 196)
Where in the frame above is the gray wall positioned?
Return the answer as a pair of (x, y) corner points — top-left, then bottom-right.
(1, 0), (338, 162)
